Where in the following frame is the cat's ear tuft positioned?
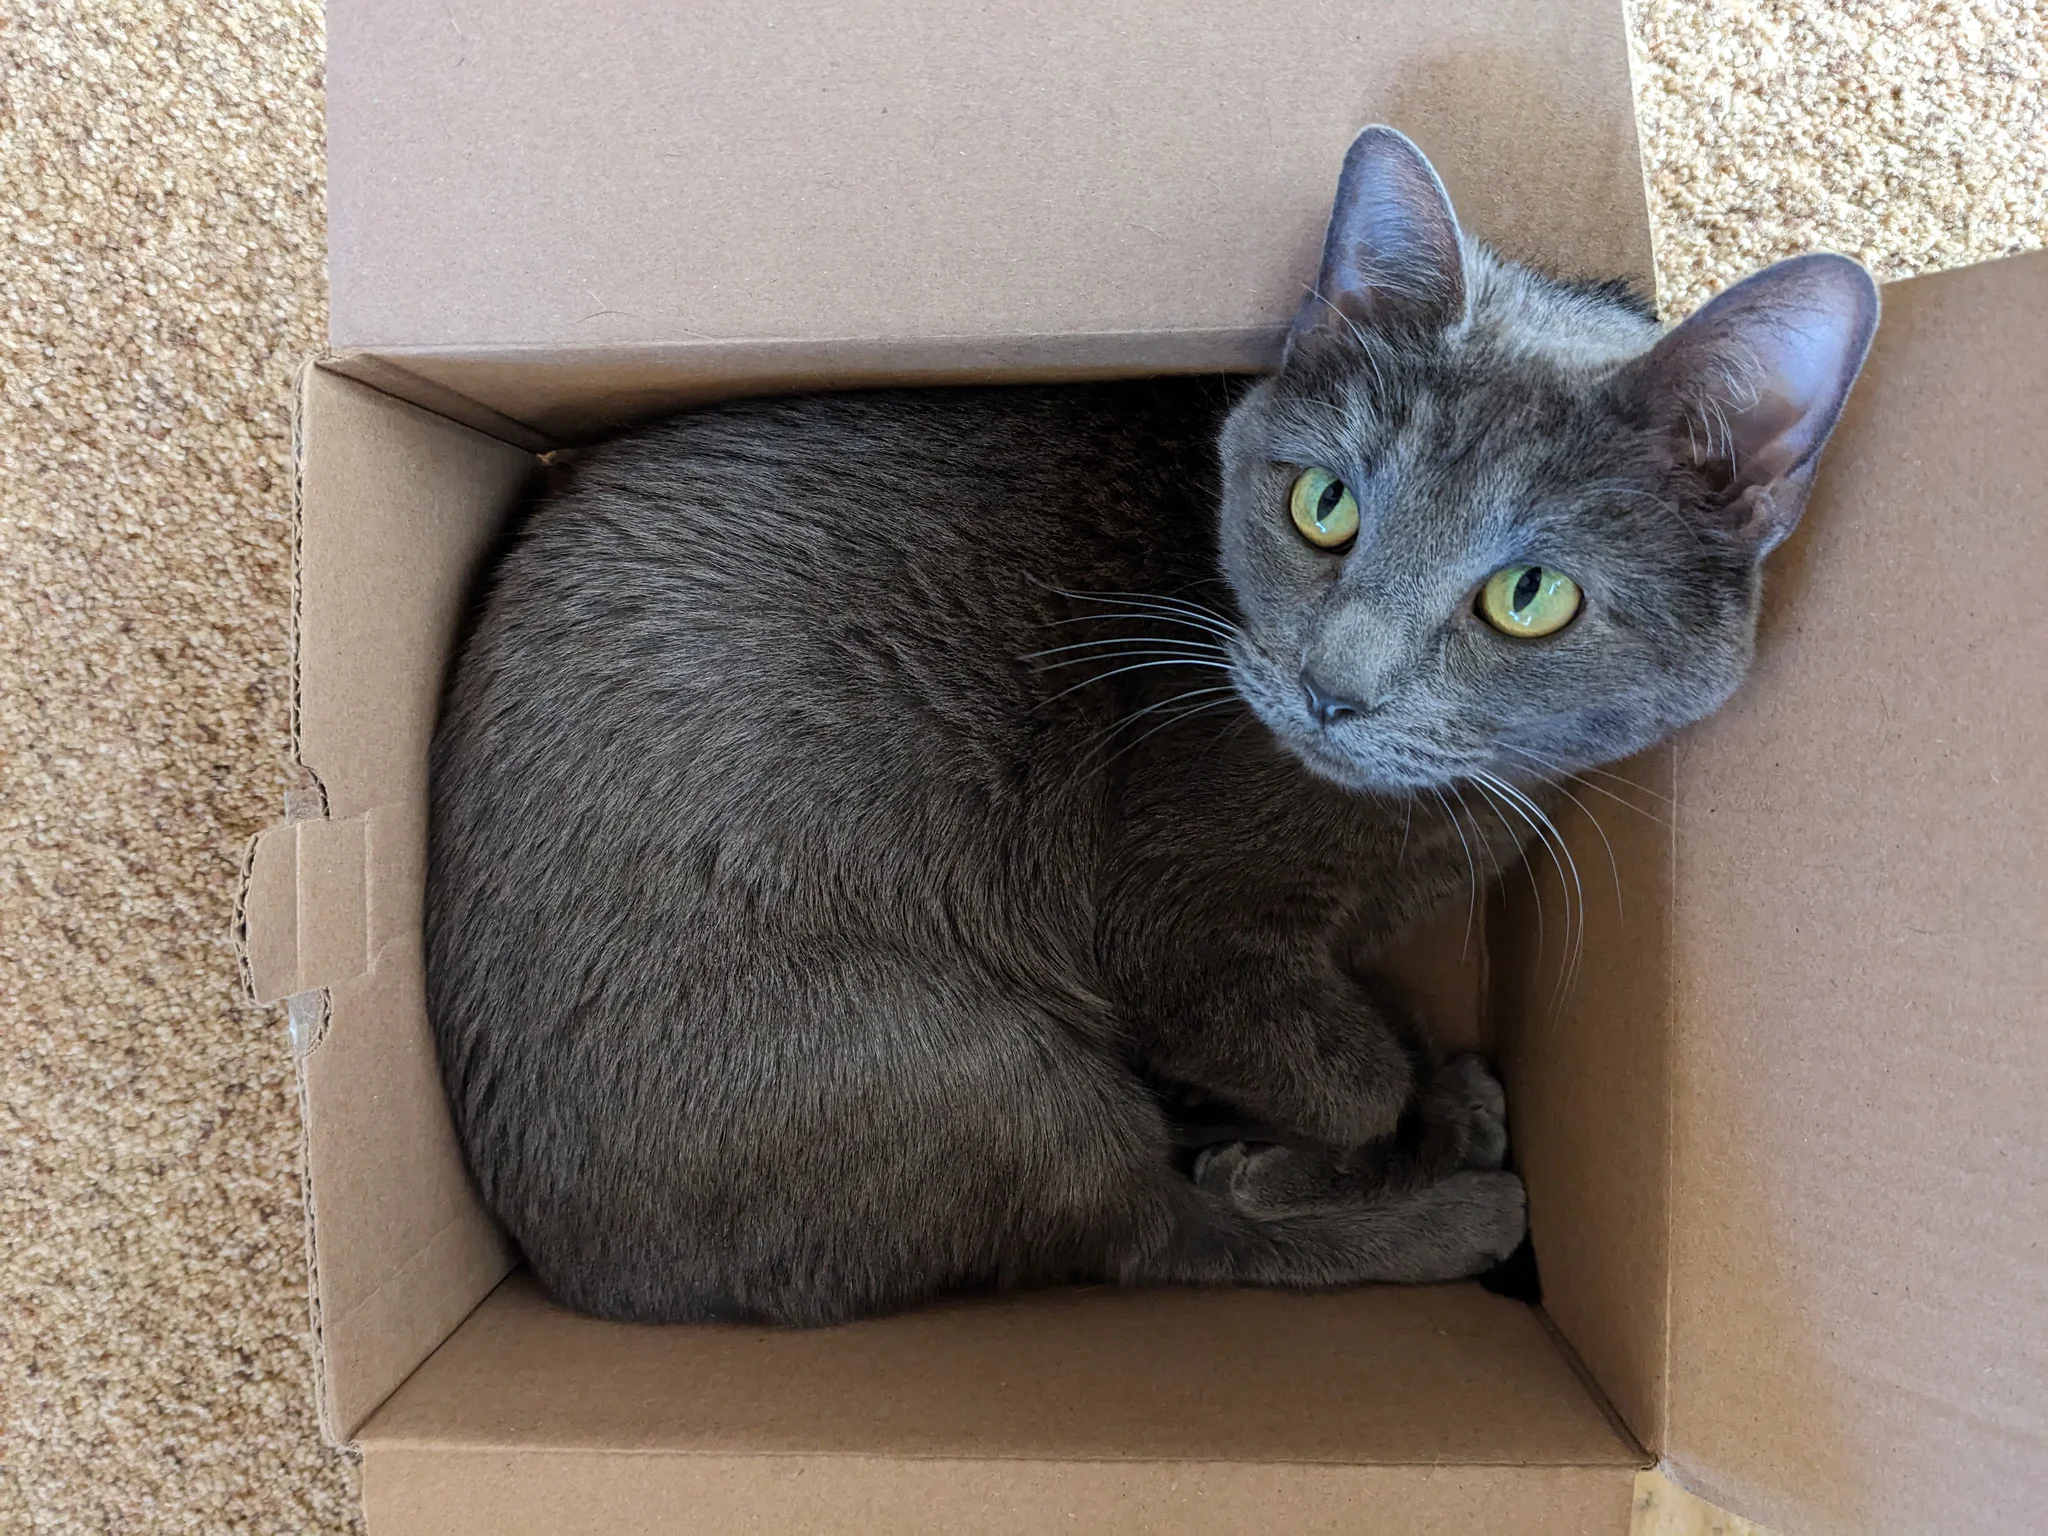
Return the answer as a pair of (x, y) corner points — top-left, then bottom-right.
(1624, 252), (1880, 554)
(1286, 126), (1466, 358)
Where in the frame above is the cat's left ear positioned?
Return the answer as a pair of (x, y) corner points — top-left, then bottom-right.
(1619, 252), (1880, 554)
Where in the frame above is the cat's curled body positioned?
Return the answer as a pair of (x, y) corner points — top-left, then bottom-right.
(428, 129), (1877, 1325)
(431, 378), (1517, 1324)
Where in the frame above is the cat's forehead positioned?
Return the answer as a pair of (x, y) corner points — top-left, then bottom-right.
(1268, 347), (1594, 489)
(1257, 244), (1660, 477)
(1458, 245), (1662, 370)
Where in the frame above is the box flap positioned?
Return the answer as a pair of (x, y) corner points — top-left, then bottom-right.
(1659, 254), (2048, 1533)
(358, 1272), (1642, 1531)
(365, 1273), (1641, 1463)
(365, 1454), (1631, 1536)
(290, 364), (538, 1439)
(329, 0), (1653, 435)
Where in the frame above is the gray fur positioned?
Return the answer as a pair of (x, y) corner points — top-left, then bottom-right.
(426, 127), (1875, 1324)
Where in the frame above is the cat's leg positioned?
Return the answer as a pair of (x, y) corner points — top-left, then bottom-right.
(1106, 1154), (1527, 1288)
(1106, 1051), (1521, 1288)
(1131, 953), (1509, 1168)
(1132, 968), (1421, 1150)
(1113, 1027), (1522, 1287)
(1322, 1049), (1512, 1199)
(1154, 1048), (1508, 1187)
(1429, 1052), (1510, 1170)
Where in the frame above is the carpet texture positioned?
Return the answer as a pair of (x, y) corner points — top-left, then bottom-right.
(1, 2), (2041, 1531)
(0, 2), (342, 1530)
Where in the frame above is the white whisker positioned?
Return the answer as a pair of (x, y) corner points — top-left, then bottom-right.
(1037, 657), (1235, 709)
(1032, 647), (1231, 673)
(1428, 787), (1480, 962)
(1023, 635), (1227, 662)
(1508, 769), (1624, 926)
(1039, 608), (1240, 643)
(1042, 584), (1242, 637)
(1449, 782), (1505, 887)
(1478, 770), (1585, 1016)
(1081, 689), (1242, 777)
(1087, 685), (1239, 747)
(1575, 760), (1670, 801)
(1500, 743), (1672, 823)
(1467, 775), (1543, 955)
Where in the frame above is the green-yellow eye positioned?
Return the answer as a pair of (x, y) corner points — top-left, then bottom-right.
(1479, 565), (1582, 638)
(1288, 467), (1360, 550)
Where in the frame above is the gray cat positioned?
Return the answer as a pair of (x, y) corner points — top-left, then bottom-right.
(426, 128), (1877, 1325)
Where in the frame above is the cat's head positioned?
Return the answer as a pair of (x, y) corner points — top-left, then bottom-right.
(1218, 126), (1878, 793)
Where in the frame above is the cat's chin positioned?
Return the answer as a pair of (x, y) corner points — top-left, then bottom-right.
(1275, 730), (1440, 797)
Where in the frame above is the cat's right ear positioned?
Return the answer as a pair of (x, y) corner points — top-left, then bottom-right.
(1285, 126), (1467, 360)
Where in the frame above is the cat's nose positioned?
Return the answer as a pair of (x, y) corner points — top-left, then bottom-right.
(1301, 672), (1364, 727)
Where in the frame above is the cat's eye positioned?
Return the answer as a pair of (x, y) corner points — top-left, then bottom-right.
(1288, 467), (1360, 550)
(1478, 565), (1582, 638)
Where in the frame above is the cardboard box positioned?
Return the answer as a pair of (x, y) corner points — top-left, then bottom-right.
(239, 2), (2046, 1529)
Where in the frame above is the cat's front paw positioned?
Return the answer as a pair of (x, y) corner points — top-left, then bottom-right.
(1426, 1168), (1529, 1274)
(1191, 1143), (1528, 1283)
(1441, 1053), (1509, 1171)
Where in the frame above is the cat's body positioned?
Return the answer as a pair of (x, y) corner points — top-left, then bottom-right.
(430, 379), (1525, 1324)
(428, 130), (1877, 1325)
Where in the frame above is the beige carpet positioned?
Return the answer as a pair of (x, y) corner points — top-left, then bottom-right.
(0, 2), (2040, 1530)
(0, 1), (342, 1529)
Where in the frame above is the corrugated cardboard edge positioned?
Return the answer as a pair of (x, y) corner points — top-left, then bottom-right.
(233, 359), (355, 1012)
(225, 358), (320, 1445)
(1656, 755), (1679, 1456)
(228, 357), (393, 1448)
(232, 357), (341, 1444)
(233, 361), (325, 1009)
(233, 824), (288, 1007)
(293, 987), (341, 1443)
(1614, 13), (1669, 318)
(363, 1452), (1640, 1536)
(285, 356), (333, 814)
